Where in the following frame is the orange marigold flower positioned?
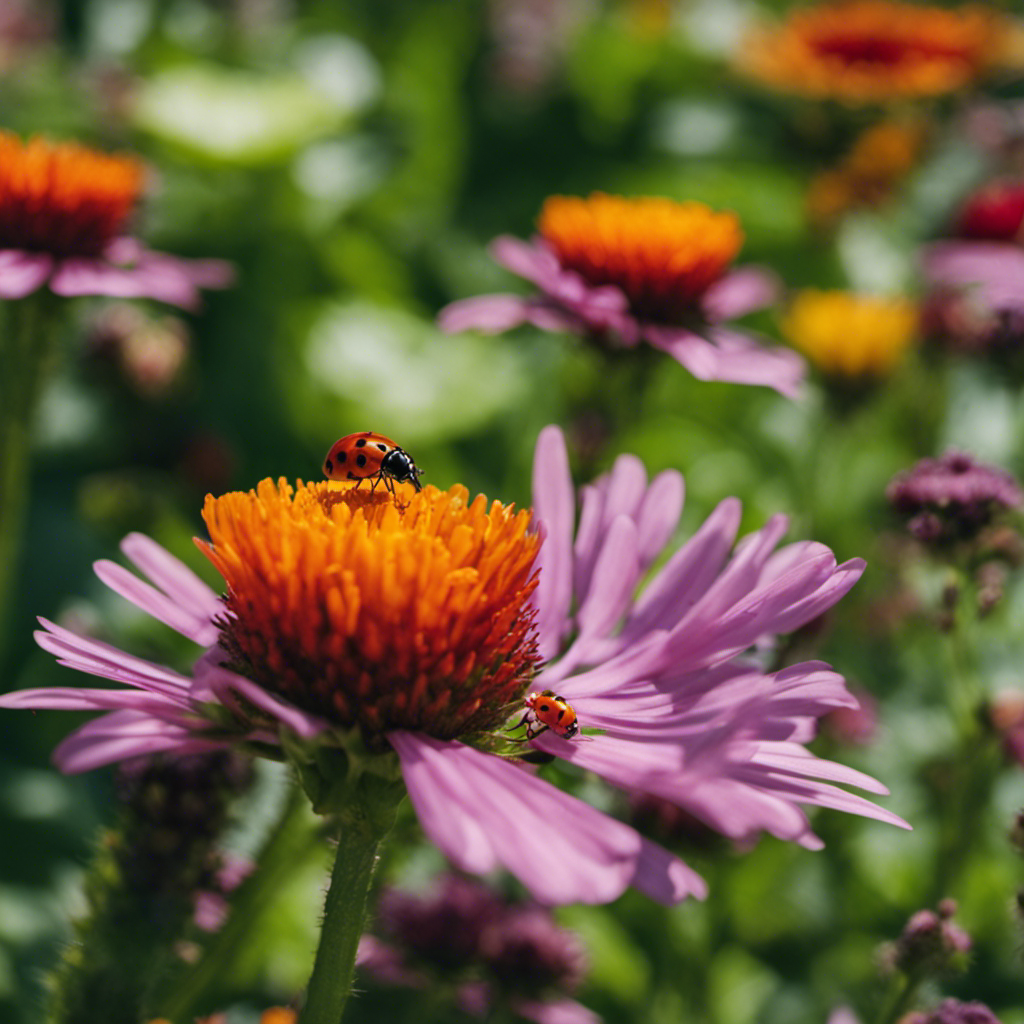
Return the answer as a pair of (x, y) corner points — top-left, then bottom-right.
(781, 289), (918, 378)
(0, 131), (144, 257)
(198, 480), (541, 744)
(538, 193), (743, 321)
(738, 1), (1020, 104)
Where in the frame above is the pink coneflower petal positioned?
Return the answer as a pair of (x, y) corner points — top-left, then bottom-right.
(531, 426), (577, 661)
(702, 266), (780, 322)
(646, 325), (805, 399)
(574, 516), (640, 646)
(197, 660), (330, 740)
(515, 998), (602, 1024)
(390, 731), (702, 906)
(0, 686), (188, 714)
(53, 710), (226, 773)
(33, 618), (194, 698)
(93, 560), (216, 647)
(439, 294), (537, 334)
(622, 498), (743, 640)
(924, 241), (1024, 311)
(50, 256), (199, 309)
(0, 249), (53, 298)
(119, 532), (222, 637)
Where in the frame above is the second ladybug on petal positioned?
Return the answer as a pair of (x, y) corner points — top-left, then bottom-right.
(323, 431), (423, 493)
(518, 689), (580, 740)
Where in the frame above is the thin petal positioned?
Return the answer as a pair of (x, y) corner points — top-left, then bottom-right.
(531, 426), (576, 661)
(34, 618), (194, 698)
(702, 265), (780, 321)
(53, 710), (225, 773)
(438, 294), (534, 334)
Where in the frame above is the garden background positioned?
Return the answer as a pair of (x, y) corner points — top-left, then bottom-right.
(3, 0), (1024, 1022)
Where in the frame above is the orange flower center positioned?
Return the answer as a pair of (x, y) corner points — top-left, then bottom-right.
(538, 193), (743, 322)
(0, 131), (145, 257)
(197, 480), (541, 745)
(739, 2), (1013, 103)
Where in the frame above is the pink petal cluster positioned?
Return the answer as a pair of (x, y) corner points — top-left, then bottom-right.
(0, 236), (234, 309)
(0, 427), (907, 907)
(438, 236), (804, 397)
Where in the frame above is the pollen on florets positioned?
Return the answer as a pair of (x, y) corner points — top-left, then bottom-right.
(0, 131), (145, 257)
(198, 479), (542, 746)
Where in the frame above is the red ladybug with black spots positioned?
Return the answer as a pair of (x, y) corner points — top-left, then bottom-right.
(323, 432), (423, 493)
(517, 689), (580, 740)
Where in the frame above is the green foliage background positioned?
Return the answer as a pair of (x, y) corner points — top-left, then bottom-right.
(3, 1), (1024, 1022)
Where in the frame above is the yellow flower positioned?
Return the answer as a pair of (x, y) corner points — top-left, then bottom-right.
(198, 479), (541, 745)
(780, 289), (917, 378)
(738, 1), (1018, 104)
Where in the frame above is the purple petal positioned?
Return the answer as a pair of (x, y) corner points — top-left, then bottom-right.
(624, 498), (743, 639)
(490, 235), (563, 287)
(0, 686), (187, 714)
(34, 618), (194, 699)
(121, 533), (222, 636)
(93, 560), (218, 647)
(390, 732), (697, 905)
(573, 516), (639, 645)
(633, 836), (708, 902)
(438, 294), (535, 334)
(53, 710), (225, 773)
(645, 325), (805, 398)
(635, 470), (684, 569)
(923, 241), (1024, 311)
(0, 250), (53, 298)
(531, 426), (576, 661)
(198, 661), (330, 739)
(573, 455), (647, 601)
(514, 997), (603, 1024)
(702, 265), (781, 322)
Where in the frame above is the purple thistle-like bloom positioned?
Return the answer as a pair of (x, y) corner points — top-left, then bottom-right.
(362, 874), (597, 1024)
(0, 426), (907, 906)
(438, 193), (804, 398)
(887, 451), (1023, 543)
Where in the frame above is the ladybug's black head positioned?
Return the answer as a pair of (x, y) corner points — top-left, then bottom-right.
(380, 448), (423, 491)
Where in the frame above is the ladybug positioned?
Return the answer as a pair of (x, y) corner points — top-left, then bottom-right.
(517, 689), (580, 740)
(323, 432), (423, 494)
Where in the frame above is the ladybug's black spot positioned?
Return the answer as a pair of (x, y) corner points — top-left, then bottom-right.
(336, 451), (347, 464)
(347, 471), (357, 480)
(355, 438), (367, 448)
(376, 443), (388, 451)
(325, 458), (333, 473)
(355, 453), (368, 468)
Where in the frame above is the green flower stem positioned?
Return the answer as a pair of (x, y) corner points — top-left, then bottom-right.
(299, 804), (392, 1024)
(157, 784), (318, 1022)
(932, 569), (1000, 899)
(0, 293), (60, 668)
(874, 969), (923, 1024)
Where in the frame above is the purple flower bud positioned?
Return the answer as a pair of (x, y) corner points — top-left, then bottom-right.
(887, 452), (1023, 544)
(890, 903), (971, 975)
(924, 999), (1003, 1024)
